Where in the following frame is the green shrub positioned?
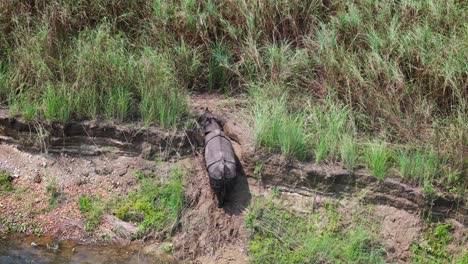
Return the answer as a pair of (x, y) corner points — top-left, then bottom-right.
(0, 170), (14, 192)
(412, 223), (457, 263)
(46, 177), (62, 209)
(115, 167), (184, 236)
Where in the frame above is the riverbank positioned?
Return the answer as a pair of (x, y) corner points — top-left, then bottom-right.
(1, 95), (466, 263)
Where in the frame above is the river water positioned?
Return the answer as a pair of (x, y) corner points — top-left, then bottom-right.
(0, 234), (170, 264)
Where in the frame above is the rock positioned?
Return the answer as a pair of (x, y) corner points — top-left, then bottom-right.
(142, 243), (176, 263)
(102, 214), (137, 239)
(141, 142), (156, 160)
(33, 173), (42, 184)
(31, 242), (38, 247)
(46, 242), (59, 252)
(96, 166), (112, 175)
(74, 178), (88, 186)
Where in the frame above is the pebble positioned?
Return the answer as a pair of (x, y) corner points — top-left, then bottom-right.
(33, 173), (42, 184)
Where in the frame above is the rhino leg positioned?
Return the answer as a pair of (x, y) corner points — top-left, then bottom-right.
(215, 191), (225, 208)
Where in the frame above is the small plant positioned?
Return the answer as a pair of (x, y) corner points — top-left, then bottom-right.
(78, 196), (92, 212)
(412, 223), (454, 263)
(161, 242), (173, 253)
(34, 226), (42, 236)
(253, 162), (264, 182)
(272, 187), (281, 198)
(46, 177), (62, 209)
(77, 195), (103, 232)
(0, 170), (14, 192)
(364, 142), (391, 180)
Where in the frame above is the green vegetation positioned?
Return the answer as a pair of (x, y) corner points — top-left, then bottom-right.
(78, 196), (92, 212)
(252, 84), (308, 161)
(397, 148), (444, 184)
(0, 170), (14, 192)
(245, 198), (385, 263)
(309, 100), (353, 163)
(78, 195), (104, 232)
(45, 177), (62, 209)
(114, 168), (184, 237)
(0, 1), (465, 190)
(340, 135), (358, 171)
(364, 142), (392, 180)
(412, 223), (467, 263)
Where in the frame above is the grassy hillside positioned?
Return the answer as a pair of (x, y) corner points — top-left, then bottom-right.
(0, 1), (466, 194)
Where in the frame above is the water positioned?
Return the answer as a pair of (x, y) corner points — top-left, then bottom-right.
(0, 234), (172, 264)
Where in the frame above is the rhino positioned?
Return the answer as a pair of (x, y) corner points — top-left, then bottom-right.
(202, 112), (238, 207)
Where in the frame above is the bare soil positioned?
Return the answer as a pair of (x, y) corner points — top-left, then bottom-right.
(0, 95), (466, 263)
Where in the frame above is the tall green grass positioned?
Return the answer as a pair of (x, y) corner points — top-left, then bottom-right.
(43, 84), (73, 123)
(309, 100), (353, 163)
(397, 148), (448, 186)
(252, 84), (308, 160)
(1, 23), (187, 127)
(364, 142), (392, 180)
(340, 135), (358, 171)
(103, 86), (134, 122)
(138, 49), (187, 127)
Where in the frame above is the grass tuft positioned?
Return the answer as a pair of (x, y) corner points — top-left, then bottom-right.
(43, 84), (73, 123)
(340, 134), (358, 171)
(252, 84), (308, 160)
(364, 142), (391, 180)
(309, 99), (353, 163)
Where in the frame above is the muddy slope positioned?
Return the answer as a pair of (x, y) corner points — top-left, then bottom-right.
(0, 108), (198, 158)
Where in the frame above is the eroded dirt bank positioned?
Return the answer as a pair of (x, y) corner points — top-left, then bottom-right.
(0, 97), (466, 263)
